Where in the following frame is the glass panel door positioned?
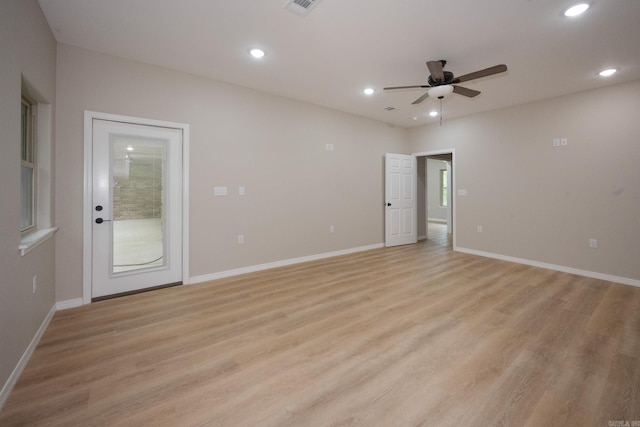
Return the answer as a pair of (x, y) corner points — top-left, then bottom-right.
(92, 118), (182, 299)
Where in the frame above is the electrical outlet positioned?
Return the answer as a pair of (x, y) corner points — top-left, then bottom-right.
(238, 234), (245, 244)
(329, 225), (335, 233)
(589, 238), (597, 248)
(32, 275), (37, 294)
(238, 186), (245, 195)
(553, 138), (560, 147)
(477, 226), (483, 233)
(561, 138), (568, 146)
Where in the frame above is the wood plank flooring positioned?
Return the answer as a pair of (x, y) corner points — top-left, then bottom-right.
(2, 224), (640, 426)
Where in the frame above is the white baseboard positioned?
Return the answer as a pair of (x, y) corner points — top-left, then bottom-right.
(55, 298), (83, 311)
(190, 243), (384, 284)
(418, 235), (427, 241)
(455, 247), (640, 288)
(0, 303), (56, 410)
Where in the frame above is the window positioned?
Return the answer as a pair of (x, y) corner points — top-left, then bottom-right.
(18, 82), (56, 256)
(440, 168), (448, 207)
(21, 96), (36, 233)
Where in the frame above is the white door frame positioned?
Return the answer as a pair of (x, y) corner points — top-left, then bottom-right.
(413, 149), (456, 250)
(83, 111), (190, 304)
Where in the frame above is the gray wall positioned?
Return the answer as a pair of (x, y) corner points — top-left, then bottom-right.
(0, 0), (57, 400)
(409, 80), (640, 281)
(54, 44), (410, 301)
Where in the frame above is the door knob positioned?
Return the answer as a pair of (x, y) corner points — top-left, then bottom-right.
(386, 203), (392, 206)
(95, 218), (112, 224)
(95, 205), (103, 211)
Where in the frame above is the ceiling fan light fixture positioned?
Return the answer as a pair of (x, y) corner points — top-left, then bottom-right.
(428, 85), (454, 100)
(564, 3), (589, 17)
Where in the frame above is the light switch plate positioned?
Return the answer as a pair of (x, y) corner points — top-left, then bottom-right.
(214, 186), (227, 196)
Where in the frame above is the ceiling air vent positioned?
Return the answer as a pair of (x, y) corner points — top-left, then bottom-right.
(285, 0), (321, 16)
(384, 106), (396, 111)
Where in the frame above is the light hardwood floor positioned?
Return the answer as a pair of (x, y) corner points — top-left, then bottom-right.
(2, 224), (639, 426)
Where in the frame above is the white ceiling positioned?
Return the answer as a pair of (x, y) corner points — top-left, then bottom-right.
(38, 0), (640, 128)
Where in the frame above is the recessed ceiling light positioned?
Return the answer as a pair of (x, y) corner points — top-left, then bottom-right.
(599, 68), (618, 77)
(429, 111), (438, 117)
(249, 48), (265, 59)
(363, 88), (375, 95)
(564, 3), (589, 17)
(412, 117), (418, 121)
(126, 146), (134, 151)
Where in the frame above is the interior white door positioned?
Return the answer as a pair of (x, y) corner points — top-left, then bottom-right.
(385, 153), (417, 247)
(91, 119), (183, 299)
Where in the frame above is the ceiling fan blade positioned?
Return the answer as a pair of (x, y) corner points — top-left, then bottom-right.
(426, 60), (445, 82)
(453, 64), (507, 83)
(411, 92), (430, 105)
(452, 85), (481, 98)
(383, 85), (430, 91)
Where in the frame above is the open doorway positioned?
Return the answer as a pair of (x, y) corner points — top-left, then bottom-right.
(415, 150), (454, 249)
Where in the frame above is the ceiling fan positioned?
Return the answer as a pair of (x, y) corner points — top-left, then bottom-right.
(384, 60), (508, 105)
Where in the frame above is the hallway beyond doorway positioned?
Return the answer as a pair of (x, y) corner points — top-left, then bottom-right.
(427, 221), (452, 250)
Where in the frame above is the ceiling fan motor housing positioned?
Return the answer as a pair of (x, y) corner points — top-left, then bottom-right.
(428, 71), (455, 86)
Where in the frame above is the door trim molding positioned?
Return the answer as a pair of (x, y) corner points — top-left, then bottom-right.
(83, 111), (190, 304)
(413, 149), (456, 250)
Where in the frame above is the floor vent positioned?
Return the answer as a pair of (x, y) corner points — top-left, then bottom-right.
(285, 0), (321, 16)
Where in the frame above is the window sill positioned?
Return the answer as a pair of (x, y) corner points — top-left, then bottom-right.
(19, 227), (58, 256)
